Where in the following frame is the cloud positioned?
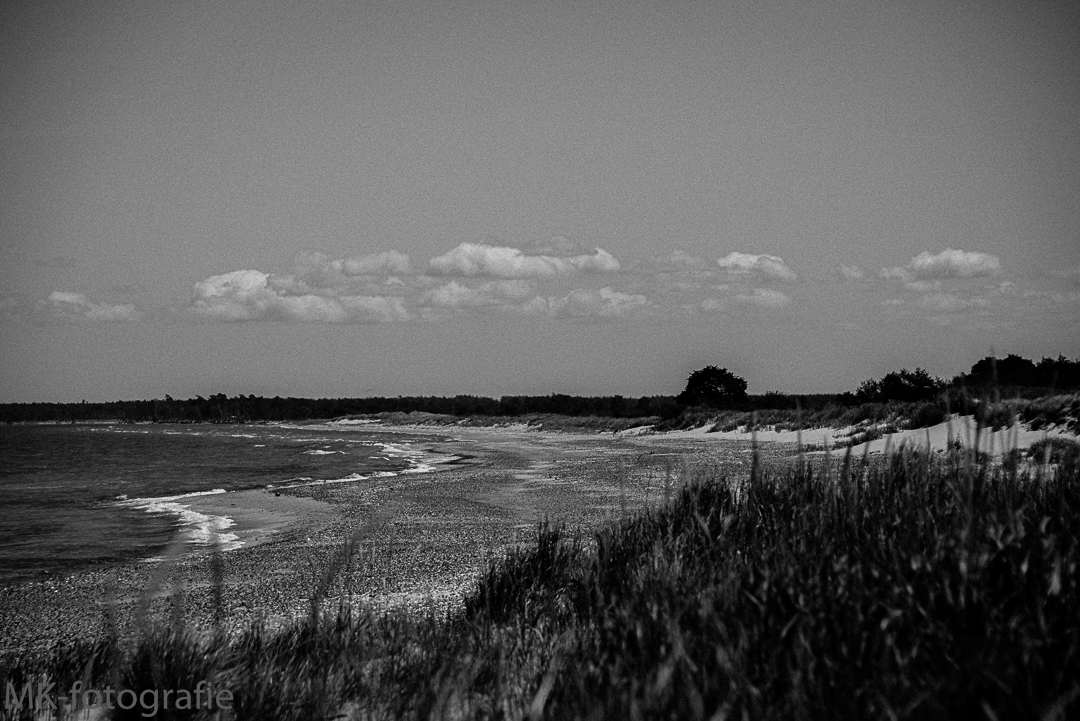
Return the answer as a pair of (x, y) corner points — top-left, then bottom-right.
(418, 280), (646, 321)
(341, 251), (412, 276)
(551, 287), (648, 320)
(42, 291), (142, 322)
(838, 265), (864, 281)
(732, 288), (793, 308)
(191, 269), (408, 323)
(428, 242), (620, 278)
(903, 280), (941, 292)
(879, 266), (912, 281)
(881, 248), (1001, 281)
(528, 235), (584, 256)
(420, 280), (533, 310)
(716, 252), (797, 282)
(648, 250), (708, 270)
(1051, 265), (1080, 285)
(290, 250), (412, 290)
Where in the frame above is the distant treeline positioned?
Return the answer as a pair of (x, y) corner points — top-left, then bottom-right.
(851, 354), (1080, 405)
(961, 354), (1080, 390)
(0, 394), (684, 424)
(2, 354), (1077, 424)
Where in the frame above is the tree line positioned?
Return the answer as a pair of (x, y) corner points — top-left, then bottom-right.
(2, 353), (1076, 424)
(0, 393), (683, 424)
(853, 354), (1080, 404)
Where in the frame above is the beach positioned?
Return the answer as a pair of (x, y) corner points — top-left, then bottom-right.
(0, 423), (768, 658)
(2, 417), (1073, 659)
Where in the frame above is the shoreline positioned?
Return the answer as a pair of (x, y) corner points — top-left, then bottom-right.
(2, 417), (1074, 659)
(181, 488), (338, 548)
(0, 423), (775, 657)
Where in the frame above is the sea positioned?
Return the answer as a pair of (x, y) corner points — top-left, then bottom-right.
(0, 421), (449, 585)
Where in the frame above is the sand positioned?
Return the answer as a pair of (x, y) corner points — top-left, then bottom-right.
(0, 424), (768, 658)
(183, 488), (337, 547)
(665, 414), (1078, 455)
(4, 416), (1072, 659)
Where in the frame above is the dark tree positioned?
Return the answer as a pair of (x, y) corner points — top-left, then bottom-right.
(855, 368), (943, 403)
(956, 353), (1080, 390)
(676, 366), (748, 408)
(964, 354), (1038, 388)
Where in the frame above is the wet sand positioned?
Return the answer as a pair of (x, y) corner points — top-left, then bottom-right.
(184, 488), (337, 547)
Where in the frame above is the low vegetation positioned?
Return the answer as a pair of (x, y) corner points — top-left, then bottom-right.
(3, 435), (1078, 720)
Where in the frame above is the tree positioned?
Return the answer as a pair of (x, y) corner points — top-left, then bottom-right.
(676, 366), (748, 408)
(855, 368), (943, 403)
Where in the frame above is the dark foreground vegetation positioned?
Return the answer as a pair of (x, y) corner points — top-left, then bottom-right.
(3, 437), (1079, 720)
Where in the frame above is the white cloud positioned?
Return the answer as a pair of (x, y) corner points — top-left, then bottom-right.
(838, 265), (864, 281)
(552, 286), (647, 319)
(43, 291), (142, 322)
(429, 242), (620, 278)
(340, 295), (410, 321)
(341, 250), (412, 276)
(648, 250), (708, 270)
(881, 248), (1001, 281)
(904, 280), (941, 292)
(191, 269), (408, 323)
(732, 288), (792, 308)
(290, 250), (412, 290)
(879, 266), (913, 282)
(420, 280), (533, 310)
(717, 252), (797, 282)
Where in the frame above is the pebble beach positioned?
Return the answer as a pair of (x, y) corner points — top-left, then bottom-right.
(0, 423), (768, 660)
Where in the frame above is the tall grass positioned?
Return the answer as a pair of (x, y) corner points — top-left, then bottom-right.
(3, 443), (1078, 720)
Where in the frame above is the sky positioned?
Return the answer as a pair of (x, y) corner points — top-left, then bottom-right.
(2, 0), (1079, 402)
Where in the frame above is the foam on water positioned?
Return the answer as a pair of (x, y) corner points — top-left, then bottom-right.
(119, 489), (241, 551)
(0, 421), (457, 583)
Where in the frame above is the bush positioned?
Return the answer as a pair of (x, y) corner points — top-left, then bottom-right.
(856, 368), (944, 403)
(1029, 437), (1080, 466)
(905, 400), (948, 429)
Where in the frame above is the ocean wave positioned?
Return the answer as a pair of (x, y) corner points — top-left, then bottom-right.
(117, 489), (240, 551)
(273, 472), (370, 489)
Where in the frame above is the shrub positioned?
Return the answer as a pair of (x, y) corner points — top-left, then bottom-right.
(1029, 437), (1080, 466)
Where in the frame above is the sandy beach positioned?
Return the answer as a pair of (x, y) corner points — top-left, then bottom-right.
(0, 423), (771, 658)
(3, 416), (1075, 659)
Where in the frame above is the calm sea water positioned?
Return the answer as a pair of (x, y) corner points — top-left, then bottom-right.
(0, 421), (446, 585)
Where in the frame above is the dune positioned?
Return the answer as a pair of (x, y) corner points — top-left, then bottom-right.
(662, 414), (1078, 456)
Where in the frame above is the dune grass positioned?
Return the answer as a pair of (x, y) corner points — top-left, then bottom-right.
(3, 436), (1079, 720)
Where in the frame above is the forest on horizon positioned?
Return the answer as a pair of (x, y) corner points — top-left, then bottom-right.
(2, 353), (1077, 424)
